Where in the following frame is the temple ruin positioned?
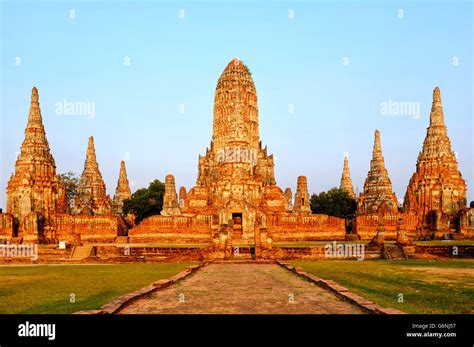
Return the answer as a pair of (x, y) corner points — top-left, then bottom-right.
(0, 60), (472, 259)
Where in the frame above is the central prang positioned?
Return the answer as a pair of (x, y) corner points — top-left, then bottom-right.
(178, 58), (292, 244)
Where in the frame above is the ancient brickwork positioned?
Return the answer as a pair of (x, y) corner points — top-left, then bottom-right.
(269, 214), (346, 242)
(178, 186), (187, 208)
(128, 215), (213, 243)
(8, 69), (472, 253)
(404, 87), (467, 232)
(161, 175), (181, 216)
(113, 161), (132, 215)
(53, 214), (118, 243)
(357, 130), (398, 214)
(0, 213), (14, 240)
(169, 58), (291, 246)
(340, 156), (355, 198)
(284, 188), (293, 211)
(354, 213), (418, 241)
(129, 59), (345, 253)
(455, 202), (474, 240)
(6, 87), (67, 224)
(74, 137), (113, 216)
(293, 176), (311, 213)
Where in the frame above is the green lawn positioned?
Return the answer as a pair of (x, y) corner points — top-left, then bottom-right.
(0, 262), (195, 314)
(293, 259), (474, 314)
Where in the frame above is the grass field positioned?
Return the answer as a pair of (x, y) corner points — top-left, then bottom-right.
(293, 259), (474, 314)
(0, 262), (195, 314)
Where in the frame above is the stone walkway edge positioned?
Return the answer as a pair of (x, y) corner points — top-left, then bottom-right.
(276, 261), (405, 314)
(74, 262), (208, 314)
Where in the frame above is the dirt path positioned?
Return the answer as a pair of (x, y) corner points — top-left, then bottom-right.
(119, 263), (365, 314)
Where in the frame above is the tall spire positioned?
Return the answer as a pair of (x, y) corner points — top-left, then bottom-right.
(373, 129), (383, 159)
(404, 87), (466, 226)
(212, 57), (259, 151)
(340, 156), (355, 199)
(357, 129), (398, 214)
(113, 160), (132, 215)
(74, 136), (113, 216)
(26, 86), (45, 130)
(7, 87), (67, 224)
(85, 136), (99, 169)
(430, 86), (444, 127)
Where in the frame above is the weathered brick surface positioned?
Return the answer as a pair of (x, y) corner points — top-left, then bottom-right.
(113, 161), (132, 216)
(404, 87), (467, 233)
(357, 130), (398, 215)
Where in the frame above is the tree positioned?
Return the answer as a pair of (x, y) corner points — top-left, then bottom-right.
(122, 179), (165, 224)
(60, 172), (80, 212)
(310, 187), (356, 218)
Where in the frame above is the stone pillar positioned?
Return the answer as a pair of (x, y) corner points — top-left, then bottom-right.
(161, 174), (181, 216)
(284, 187), (293, 211)
(340, 156), (355, 198)
(293, 176), (310, 213)
(178, 186), (187, 208)
(113, 160), (132, 215)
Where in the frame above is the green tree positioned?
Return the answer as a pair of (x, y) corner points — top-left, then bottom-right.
(310, 187), (356, 218)
(122, 179), (165, 224)
(60, 172), (80, 212)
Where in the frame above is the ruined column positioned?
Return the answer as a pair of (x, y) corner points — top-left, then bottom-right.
(293, 176), (311, 213)
(113, 160), (132, 215)
(340, 156), (355, 199)
(161, 174), (181, 216)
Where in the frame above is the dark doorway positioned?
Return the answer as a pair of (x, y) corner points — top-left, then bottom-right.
(13, 218), (19, 238)
(37, 215), (45, 243)
(232, 213), (242, 225)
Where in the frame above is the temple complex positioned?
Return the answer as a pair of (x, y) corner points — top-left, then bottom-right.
(129, 58), (343, 253)
(73, 137), (113, 216)
(113, 161), (132, 216)
(5, 87), (67, 242)
(404, 87), (467, 234)
(357, 130), (399, 215)
(1, 60), (473, 257)
(340, 156), (355, 199)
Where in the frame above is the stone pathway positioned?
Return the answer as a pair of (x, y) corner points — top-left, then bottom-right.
(119, 263), (365, 314)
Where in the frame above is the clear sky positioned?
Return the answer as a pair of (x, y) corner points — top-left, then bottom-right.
(1, 0), (473, 210)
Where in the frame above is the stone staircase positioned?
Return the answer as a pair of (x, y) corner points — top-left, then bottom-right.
(383, 244), (407, 260)
(231, 240), (255, 259)
(70, 245), (94, 260)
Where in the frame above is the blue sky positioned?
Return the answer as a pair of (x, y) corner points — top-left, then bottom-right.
(1, 0), (473, 209)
